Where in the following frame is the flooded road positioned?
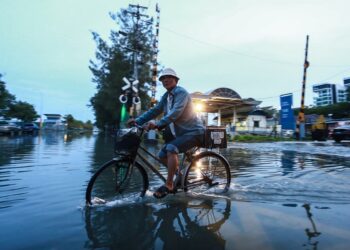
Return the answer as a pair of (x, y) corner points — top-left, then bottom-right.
(1, 133), (350, 249)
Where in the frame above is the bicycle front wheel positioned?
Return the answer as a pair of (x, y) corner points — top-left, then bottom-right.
(183, 151), (231, 194)
(86, 159), (148, 205)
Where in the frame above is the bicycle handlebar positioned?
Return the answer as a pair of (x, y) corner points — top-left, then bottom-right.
(129, 121), (163, 131)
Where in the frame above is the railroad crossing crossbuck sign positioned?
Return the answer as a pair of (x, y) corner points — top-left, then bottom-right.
(122, 77), (139, 93)
(119, 77), (140, 105)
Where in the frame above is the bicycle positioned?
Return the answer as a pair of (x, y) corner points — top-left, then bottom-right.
(85, 125), (231, 205)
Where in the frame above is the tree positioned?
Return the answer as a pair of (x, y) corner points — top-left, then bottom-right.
(0, 74), (16, 116)
(84, 120), (93, 130)
(0, 74), (39, 121)
(260, 106), (277, 119)
(294, 102), (350, 119)
(6, 101), (39, 122)
(64, 114), (93, 130)
(89, 6), (154, 130)
(346, 85), (350, 102)
(64, 114), (75, 125)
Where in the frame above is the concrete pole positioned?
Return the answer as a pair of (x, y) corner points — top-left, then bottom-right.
(232, 107), (237, 125)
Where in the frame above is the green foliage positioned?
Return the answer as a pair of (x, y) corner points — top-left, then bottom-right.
(1, 74), (38, 121)
(0, 74), (16, 116)
(260, 106), (278, 119)
(294, 102), (350, 119)
(90, 6), (153, 130)
(6, 101), (39, 122)
(64, 114), (93, 130)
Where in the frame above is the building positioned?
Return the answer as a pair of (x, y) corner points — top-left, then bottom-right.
(344, 77), (350, 88)
(337, 86), (347, 103)
(313, 83), (336, 106)
(42, 114), (67, 131)
(312, 83), (347, 106)
(190, 87), (271, 134)
(344, 77), (350, 101)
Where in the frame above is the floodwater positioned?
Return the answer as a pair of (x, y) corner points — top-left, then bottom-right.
(1, 133), (350, 250)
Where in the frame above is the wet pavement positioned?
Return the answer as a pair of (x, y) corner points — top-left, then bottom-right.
(0, 133), (349, 249)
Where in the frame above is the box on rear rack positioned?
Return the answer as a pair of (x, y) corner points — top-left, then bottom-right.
(205, 126), (227, 149)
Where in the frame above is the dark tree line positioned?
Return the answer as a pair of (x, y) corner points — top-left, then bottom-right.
(294, 101), (350, 119)
(0, 74), (39, 122)
(64, 114), (93, 130)
(89, 6), (155, 130)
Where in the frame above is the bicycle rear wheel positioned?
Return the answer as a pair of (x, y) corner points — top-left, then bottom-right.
(183, 151), (231, 194)
(86, 159), (148, 205)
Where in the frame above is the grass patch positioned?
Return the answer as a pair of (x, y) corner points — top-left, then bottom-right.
(231, 134), (295, 142)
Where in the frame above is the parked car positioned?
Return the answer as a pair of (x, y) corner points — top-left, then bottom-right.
(22, 123), (40, 133)
(332, 125), (350, 142)
(0, 121), (22, 134)
(282, 129), (294, 138)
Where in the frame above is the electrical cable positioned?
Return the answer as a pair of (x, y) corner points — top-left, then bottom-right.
(160, 25), (349, 68)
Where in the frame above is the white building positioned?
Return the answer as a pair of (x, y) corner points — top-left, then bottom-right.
(344, 77), (350, 101)
(42, 114), (67, 131)
(337, 86), (347, 103)
(344, 77), (350, 88)
(313, 83), (348, 106)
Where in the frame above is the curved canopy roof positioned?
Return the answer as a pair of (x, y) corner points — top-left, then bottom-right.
(191, 87), (260, 114)
(207, 87), (242, 99)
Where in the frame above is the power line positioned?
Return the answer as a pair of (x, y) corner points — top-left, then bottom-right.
(160, 26), (297, 66)
(160, 25), (349, 68)
(317, 67), (350, 83)
(196, 65), (349, 102)
(254, 67), (350, 101)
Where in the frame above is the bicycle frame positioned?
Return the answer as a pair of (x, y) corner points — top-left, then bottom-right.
(114, 125), (199, 187)
(136, 145), (167, 183)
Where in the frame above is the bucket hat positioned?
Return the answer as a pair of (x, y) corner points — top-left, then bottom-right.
(159, 68), (179, 81)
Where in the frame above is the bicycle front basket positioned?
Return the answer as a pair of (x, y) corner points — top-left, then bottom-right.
(115, 127), (141, 155)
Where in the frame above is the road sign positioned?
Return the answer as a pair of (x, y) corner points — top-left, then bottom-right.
(122, 77), (139, 93)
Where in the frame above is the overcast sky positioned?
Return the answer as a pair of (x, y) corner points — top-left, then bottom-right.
(1, 0), (349, 122)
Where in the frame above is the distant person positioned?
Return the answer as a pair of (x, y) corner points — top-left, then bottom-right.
(128, 68), (205, 198)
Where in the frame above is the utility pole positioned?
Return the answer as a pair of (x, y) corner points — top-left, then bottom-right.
(118, 4), (149, 119)
(128, 4), (149, 81)
(295, 35), (310, 140)
(151, 3), (160, 107)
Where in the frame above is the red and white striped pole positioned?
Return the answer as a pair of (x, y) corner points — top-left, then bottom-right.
(150, 3), (160, 107)
(296, 35), (310, 140)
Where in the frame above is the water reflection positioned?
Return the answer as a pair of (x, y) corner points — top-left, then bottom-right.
(89, 133), (116, 174)
(0, 132), (95, 210)
(1, 134), (350, 249)
(63, 131), (93, 143)
(0, 135), (36, 163)
(302, 204), (321, 250)
(0, 136), (36, 209)
(40, 131), (65, 145)
(280, 150), (297, 175)
(225, 143), (350, 204)
(84, 196), (231, 249)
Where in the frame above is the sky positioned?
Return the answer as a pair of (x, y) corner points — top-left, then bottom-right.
(1, 0), (350, 122)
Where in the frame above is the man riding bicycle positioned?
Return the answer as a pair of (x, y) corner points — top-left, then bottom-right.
(128, 68), (205, 199)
